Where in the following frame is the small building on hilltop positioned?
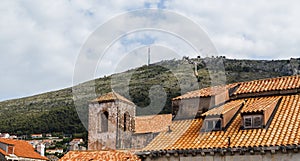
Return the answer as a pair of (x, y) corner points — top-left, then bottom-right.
(31, 134), (43, 139)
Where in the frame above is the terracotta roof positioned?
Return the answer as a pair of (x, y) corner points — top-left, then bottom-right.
(173, 75), (300, 101)
(172, 83), (238, 100)
(143, 119), (193, 151)
(202, 99), (244, 116)
(143, 94), (300, 151)
(233, 75), (300, 95)
(135, 114), (172, 134)
(241, 96), (281, 113)
(59, 150), (140, 161)
(91, 91), (135, 105)
(0, 148), (7, 156)
(0, 138), (48, 160)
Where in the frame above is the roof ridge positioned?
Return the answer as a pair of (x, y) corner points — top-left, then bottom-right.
(233, 75), (300, 96)
(172, 83), (239, 100)
(237, 74), (299, 84)
(91, 91), (135, 105)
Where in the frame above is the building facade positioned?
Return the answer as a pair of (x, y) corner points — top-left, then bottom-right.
(88, 92), (172, 150)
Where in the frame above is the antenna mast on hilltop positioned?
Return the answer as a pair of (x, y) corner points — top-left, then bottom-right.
(147, 46), (150, 66)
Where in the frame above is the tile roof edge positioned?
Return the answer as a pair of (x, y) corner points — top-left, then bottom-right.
(236, 74), (299, 84)
(172, 94), (214, 100)
(201, 100), (244, 116)
(20, 156), (49, 160)
(90, 99), (135, 105)
(135, 114), (172, 119)
(232, 75), (300, 94)
(137, 144), (300, 157)
(231, 89), (300, 100)
(172, 83), (240, 101)
(0, 148), (8, 156)
(174, 75), (300, 101)
(90, 91), (134, 103)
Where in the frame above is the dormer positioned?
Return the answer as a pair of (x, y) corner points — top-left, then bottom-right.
(240, 96), (282, 129)
(201, 100), (244, 131)
(172, 83), (240, 120)
(0, 142), (15, 155)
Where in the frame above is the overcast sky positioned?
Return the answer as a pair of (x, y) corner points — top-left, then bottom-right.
(1, 0), (300, 101)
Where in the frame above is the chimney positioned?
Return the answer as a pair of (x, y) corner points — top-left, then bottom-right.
(167, 126), (172, 133)
(227, 137), (231, 148)
(37, 143), (45, 156)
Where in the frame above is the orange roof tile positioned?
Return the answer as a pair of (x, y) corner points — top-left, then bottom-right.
(143, 119), (194, 151)
(202, 99), (244, 116)
(172, 83), (239, 100)
(59, 150), (140, 161)
(143, 94), (300, 151)
(135, 114), (172, 134)
(173, 75), (300, 101)
(0, 138), (48, 160)
(233, 75), (300, 95)
(0, 148), (7, 156)
(241, 96), (281, 113)
(91, 91), (135, 105)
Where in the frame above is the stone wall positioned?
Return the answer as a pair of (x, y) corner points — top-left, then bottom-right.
(88, 99), (164, 150)
(172, 97), (214, 119)
(88, 101), (135, 150)
(143, 151), (300, 161)
(131, 133), (159, 149)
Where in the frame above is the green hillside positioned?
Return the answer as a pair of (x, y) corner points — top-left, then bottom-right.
(0, 57), (299, 135)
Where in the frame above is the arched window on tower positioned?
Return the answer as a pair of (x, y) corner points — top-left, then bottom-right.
(97, 112), (101, 133)
(98, 111), (109, 133)
(123, 112), (130, 132)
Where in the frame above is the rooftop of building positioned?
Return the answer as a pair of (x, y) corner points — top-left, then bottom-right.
(135, 114), (172, 134)
(59, 150), (140, 161)
(138, 75), (300, 157)
(0, 138), (48, 160)
(173, 75), (300, 100)
(91, 91), (135, 105)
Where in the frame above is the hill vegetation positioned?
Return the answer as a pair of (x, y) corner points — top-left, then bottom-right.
(0, 57), (299, 136)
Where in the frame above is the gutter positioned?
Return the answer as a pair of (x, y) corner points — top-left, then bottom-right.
(136, 145), (300, 159)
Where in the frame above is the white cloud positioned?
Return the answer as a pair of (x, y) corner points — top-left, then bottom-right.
(168, 0), (300, 59)
(1, 0), (300, 100)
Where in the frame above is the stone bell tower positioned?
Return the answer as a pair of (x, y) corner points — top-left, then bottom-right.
(88, 91), (136, 150)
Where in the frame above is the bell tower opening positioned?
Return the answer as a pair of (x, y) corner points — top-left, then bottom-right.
(124, 112), (130, 132)
(101, 111), (109, 132)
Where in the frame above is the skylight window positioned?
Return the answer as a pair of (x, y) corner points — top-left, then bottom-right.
(243, 115), (263, 129)
(204, 119), (222, 131)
